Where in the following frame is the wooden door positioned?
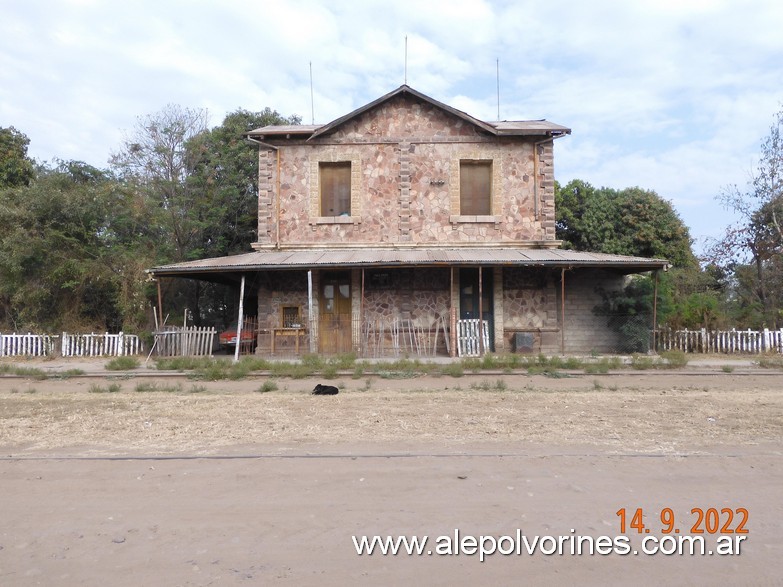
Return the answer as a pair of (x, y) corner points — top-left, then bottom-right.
(319, 272), (352, 353)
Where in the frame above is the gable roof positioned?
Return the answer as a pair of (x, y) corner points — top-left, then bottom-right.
(246, 85), (571, 141)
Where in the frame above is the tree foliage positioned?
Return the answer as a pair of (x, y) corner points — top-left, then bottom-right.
(0, 105), (300, 332)
(556, 179), (696, 267)
(0, 126), (35, 188)
(0, 162), (155, 331)
(708, 108), (783, 328)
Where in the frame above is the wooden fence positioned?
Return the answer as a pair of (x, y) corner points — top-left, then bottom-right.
(61, 332), (143, 357)
(0, 333), (57, 357)
(153, 326), (215, 357)
(654, 328), (783, 354)
(0, 332), (143, 357)
(457, 319), (491, 357)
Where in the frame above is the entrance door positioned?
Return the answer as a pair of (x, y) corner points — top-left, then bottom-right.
(319, 272), (352, 354)
(459, 268), (494, 352)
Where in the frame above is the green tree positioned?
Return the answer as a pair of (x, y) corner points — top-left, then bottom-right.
(556, 180), (696, 267)
(0, 161), (156, 331)
(0, 126), (35, 188)
(187, 107), (301, 258)
(556, 179), (710, 335)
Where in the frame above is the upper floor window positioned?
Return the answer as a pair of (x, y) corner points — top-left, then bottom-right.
(459, 160), (492, 215)
(320, 162), (351, 217)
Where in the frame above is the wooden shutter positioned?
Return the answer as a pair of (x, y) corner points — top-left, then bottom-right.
(459, 161), (492, 215)
(320, 162), (351, 216)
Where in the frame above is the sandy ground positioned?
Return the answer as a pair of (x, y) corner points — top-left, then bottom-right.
(1, 358), (782, 585)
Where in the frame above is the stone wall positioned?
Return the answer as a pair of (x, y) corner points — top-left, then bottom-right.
(256, 271), (311, 354)
(557, 269), (628, 353)
(500, 267), (559, 353)
(253, 267), (633, 356)
(255, 93), (557, 247)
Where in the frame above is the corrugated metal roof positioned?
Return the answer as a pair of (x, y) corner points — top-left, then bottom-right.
(491, 120), (571, 136)
(247, 124), (320, 136)
(150, 247), (668, 277)
(246, 85), (571, 140)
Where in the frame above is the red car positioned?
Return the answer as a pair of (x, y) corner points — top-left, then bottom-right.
(218, 321), (256, 352)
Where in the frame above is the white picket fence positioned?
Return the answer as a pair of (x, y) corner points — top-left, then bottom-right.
(61, 332), (143, 357)
(153, 326), (216, 357)
(0, 333), (58, 357)
(655, 328), (783, 354)
(457, 319), (491, 357)
(0, 332), (143, 357)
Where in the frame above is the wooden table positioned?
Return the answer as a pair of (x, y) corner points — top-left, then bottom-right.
(271, 328), (306, 354)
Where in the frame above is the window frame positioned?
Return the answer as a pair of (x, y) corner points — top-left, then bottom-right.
(459, 159), (493, 216)
(450, 155), (502, 224)
(319, 161), (352, 217)
(310, 154), (362, 225)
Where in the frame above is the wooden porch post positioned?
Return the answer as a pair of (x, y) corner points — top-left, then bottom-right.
(156, 278), (164, 330)
(233, 274), (246, 363)
(450, 267), (456, 358)
(652, 270), (659, 353)
(478, 265), (484, 355)
(308, 270), (315, 354)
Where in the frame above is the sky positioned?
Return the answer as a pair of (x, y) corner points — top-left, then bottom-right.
(2, 0), (782, 255)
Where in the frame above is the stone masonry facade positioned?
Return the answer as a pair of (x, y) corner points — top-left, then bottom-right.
(249, 90), (627, 355)
(254, 94), (556, 248)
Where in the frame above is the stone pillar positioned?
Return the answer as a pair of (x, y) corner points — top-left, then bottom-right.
(256, 149), (274, 245)
(399, 141), (412, 241)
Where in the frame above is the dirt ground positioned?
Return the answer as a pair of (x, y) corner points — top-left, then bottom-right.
(1, 358), (782, 585)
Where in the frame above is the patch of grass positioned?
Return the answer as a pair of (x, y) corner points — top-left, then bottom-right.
(584, 361), (609, 374)
(659, 350), (688, 369)
(134, 381), (183, 392)
(154, 356), (214, 371)
(630, 354), (656, 370)
(593, 379), (603, 390)
(360, 378), (373, 392)
(721, 365), (735, 373)
(329, 352), (357, 370)
(352, 361), (368, 379)
(322, 364), (339, 379)
(439, 363), (464, 378)
(89, 382), (122, 393)
(300, 354), (326, 370)
(188, 384), (207, 393)
(50, 368), (86, 379)
(758, 355), (783, 370)
(562, 356), (584, 370)
(542, 369), (570, 379)
(105, 356), (140, 371)
(270, 362), (316, 379)
(469, 378), (508, 391)
(8, 366), (48, 380)
(258, 379), (279, 393)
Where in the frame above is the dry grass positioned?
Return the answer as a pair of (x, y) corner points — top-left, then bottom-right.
(1, 372), (781, 455)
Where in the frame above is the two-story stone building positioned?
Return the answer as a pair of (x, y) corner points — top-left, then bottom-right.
(150, 85), (667, 356)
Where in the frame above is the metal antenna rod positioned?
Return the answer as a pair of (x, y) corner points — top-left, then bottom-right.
(405, 35), (408, 84)
(310, 61), (315, 125)
(496, 58), (500, 121)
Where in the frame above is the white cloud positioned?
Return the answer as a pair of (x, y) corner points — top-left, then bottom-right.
(1, 0), (782, 253)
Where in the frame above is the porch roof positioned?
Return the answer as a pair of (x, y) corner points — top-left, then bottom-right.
(149, 247), (668, 284)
